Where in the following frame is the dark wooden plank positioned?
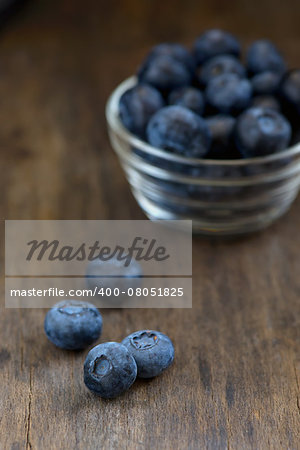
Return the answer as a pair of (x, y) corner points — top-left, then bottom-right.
(0, 0), (299, 448)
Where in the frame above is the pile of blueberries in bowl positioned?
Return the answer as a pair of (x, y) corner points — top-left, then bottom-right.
(106, 29), (300, 235)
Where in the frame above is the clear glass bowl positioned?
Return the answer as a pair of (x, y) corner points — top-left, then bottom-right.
(106, 76), (300, 236)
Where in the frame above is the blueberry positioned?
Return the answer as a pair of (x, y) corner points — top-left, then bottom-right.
(86, 256), (142, 304)
(279, 69), (300, 121)
(168, 87), (204, 115)
(251, 71), (281, 95)
(119, 84), (164, 138)
(205, 115), (240, 159)
(193, 29), (241, 65)
(235, 107), (292, 157)
(246, 40), (286, 75)
(186, 166), (239, 199)
(205, 73), (252, 115)
(145, 43), (195, 73)
(132, 147), (188, 174)
(251, 95), (281, 111)
(121, 330), (174, 378)
(146, 105), (211, 157)
(197, 54), (245, 86)
(138, 55), (192, 94)
(44, 300), (103, 350)
(84, 342), (137, 398)
(86, 255), (142, 278)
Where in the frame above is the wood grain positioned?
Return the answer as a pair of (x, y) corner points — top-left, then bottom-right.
(0, 0), (300, 448)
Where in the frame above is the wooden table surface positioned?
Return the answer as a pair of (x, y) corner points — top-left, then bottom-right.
(1, 0), (300, 448)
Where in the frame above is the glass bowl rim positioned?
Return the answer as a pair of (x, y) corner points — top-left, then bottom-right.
(106, 76), (300, 167)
